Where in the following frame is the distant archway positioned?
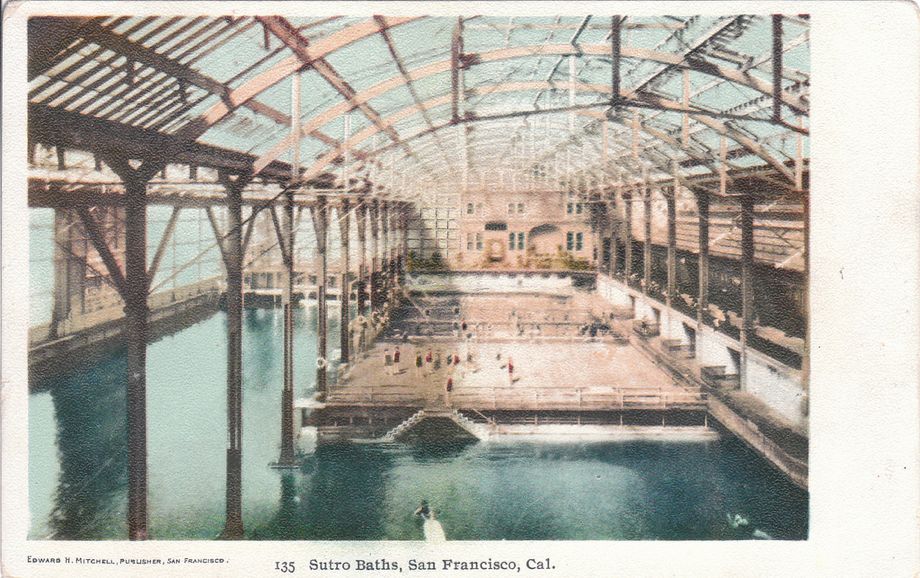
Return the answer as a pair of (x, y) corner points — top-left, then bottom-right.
(528, 224), (563, 255)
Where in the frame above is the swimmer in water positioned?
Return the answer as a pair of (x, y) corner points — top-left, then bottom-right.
(414, 499), (430, 519)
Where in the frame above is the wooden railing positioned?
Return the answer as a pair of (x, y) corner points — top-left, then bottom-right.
(327, 384), (706, 411)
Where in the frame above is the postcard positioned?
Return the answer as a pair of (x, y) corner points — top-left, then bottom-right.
(2, 1), (918, 576)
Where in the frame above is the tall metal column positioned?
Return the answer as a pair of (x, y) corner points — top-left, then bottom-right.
(624, 187), (633, 281)
(369, 199), (380, 312)
(338, 199), (351, 365)
(277, 188), (296, 466)
(609, 187), (620, 277)
(696, 193), (710, 329)
(314, 196), (329, 399)
(76, 155), (156, 540)
(643, 182), (652, 294)
(380, 201), (390, 296)
(740, 195), (755, 389)
(220, 173), (246, 539)
(399, 203), (409, 275)
(124, 176), (149, 540)
(278, 69), (300, 467)
(356, 201), (368, 316)
(666, 188), (677, 309)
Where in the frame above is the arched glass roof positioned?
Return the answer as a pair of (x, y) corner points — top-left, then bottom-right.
(29, 14), (809, 198)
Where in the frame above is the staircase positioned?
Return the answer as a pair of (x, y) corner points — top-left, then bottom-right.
(380, 409), (425, 442)
(378, 408), (492, 442)
(450, 409), (493, 441)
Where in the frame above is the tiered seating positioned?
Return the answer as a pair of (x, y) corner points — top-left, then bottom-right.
(700, 365), (740, 390)
(661, 338), (695, 359)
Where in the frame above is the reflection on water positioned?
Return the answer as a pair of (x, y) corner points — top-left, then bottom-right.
(29, 308), (807, 540)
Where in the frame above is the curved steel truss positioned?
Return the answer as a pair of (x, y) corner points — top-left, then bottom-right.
(29, 14), (809, 198)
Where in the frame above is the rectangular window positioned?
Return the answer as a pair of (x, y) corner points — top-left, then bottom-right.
(567, 203), (574, 214)
(576, 232), (584, 251)
(476, 233), (483, 250)
(576, 203), (583, 214)
(466, 233), (473, 251)
(517, 232), (525, 250)
(509, 232), (515, 250)
(566, 232), (574, 251)
(517, 203), (525, 214)
(466, 203), (474, 215)
(476, 203), (483, 215)
(508, 203), (515, 215)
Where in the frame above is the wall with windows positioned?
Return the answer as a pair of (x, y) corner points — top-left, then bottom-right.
(455, 188), (595, 268)
(406, 195), (460, 262)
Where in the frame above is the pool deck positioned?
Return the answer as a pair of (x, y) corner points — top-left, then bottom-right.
(327, 288), (705, 413)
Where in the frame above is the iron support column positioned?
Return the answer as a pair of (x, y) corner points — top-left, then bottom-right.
(380, 201), (390, 296)
(666, 190), (677, 309)
(624, 188), (633, 281)
(221, 174), (245, 539)
(400, 204), (409, 275)
(772, 15), (783, 122)
(278, 189), (296, 466)
(740, 195), (755, 390)
(339, 199), (352, 365)
(643, 184), (652, 294)
(369, 200), (380, 312)
(696, 193), (710, 329)
(124, 177), (148, 540)
(356, 202), (368, 316)
(314, 196), (328, 399)
(609, 191), (620, 277)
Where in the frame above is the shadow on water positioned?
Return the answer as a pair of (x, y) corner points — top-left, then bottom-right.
(30, 307), (807, 541)
(45, 352), (129, 539)
(404, 439), (478, 463)
(251, 443), (395, 540)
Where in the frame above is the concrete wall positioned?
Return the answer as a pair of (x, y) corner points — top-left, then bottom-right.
(597, 274), (807, 429)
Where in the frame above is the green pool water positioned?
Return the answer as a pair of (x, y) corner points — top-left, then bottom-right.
(28, 308), (807, 541)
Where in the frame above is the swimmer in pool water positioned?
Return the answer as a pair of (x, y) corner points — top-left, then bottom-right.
(414, 499), (430, 519)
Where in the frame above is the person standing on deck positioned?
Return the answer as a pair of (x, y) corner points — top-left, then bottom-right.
(445, 376), (453, 405)
(384, 348), (393, 375)
(434, 351), (442, 372)
(415, 352), (423, 378)
(394, 346), (401, 374)
(508, 356), (515, 385)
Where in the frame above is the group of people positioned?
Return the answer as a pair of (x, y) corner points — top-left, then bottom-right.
(382, 346), (402, 375)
